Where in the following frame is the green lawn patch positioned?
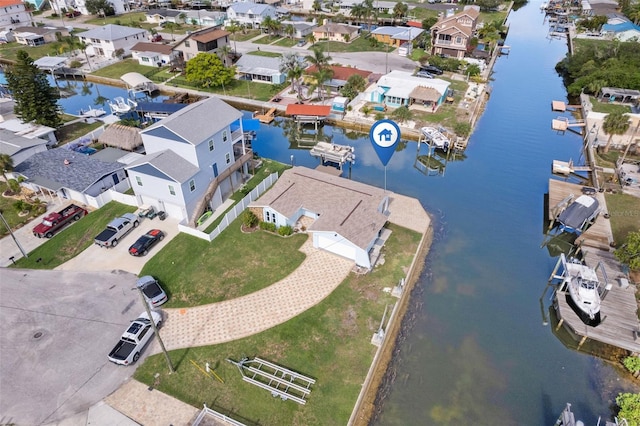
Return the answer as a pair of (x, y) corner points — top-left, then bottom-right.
(604, 193), (640, 246)
(0, 182), (43, 237)
(85, 11), (148, 26)
(274, 37), (298, 47)
(246, 49), (282, 58)
(0, 41), (62, 62)
(12, 202), (136, 269)
(55, 121), (103, 144)
(134, 223), (421, 425)
(232, 30), (262, 42)
(166, 76), (277, 101)
(314, 35), (389, 53)
(252, 35), (283, 45)
(589, 96), (632, 114)
(90, 59), (156, 79)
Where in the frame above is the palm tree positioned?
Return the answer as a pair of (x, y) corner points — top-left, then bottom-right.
(362, 0), (376, 31)
(178, 12), (187, 24)
(285, 24), (295, 39)
(305, 32), (316, 46)
(0, 154), (14, 182)
(392, 105), (413, 124)
(227, 21), (241, 52)
(305, 47), (331, 71)
(309, 67), (334, 101)
(602, 112), (630, 153)
(262, 16), (274, 36)
(350, 3), (366, 26)
(219, 44), (233, 67)
(280, 53), (305, 100)
(392, 2), (408, 22)
(164, 22), (178, 41)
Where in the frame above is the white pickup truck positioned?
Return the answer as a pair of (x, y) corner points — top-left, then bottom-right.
(94, 213), (139, 248)
(107, 311), (161, 365)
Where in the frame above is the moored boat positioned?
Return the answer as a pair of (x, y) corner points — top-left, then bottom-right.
(556, 194), (600, 235)
(559, 254), (603, 327)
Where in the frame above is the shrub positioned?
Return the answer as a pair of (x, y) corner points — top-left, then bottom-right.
(623, 356), (640, 373)
(7, 179), (20, 193)
(69, 60), (82, 68)
(13, 200), (31, 213)
(259, 221), (276, 232)
(278, 225), (293, 236)
(454, 121), (472, 138)
(242, 210), (259, 228)
(616, 393), (640, 425)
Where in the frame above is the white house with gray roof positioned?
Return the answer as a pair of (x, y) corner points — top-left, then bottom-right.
(13, 147), (128, 205)
(369, 70), (451, 109)
(76, 25), (148, 58)
(126, 97), (252, 224)
(249, 166), (389, 268)
(0, 129), (48, 166)
(235, 54), (286, 84)
(226, 2), (278, 28)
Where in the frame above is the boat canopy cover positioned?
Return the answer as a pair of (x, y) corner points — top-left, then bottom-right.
(557, 195), (599, 232)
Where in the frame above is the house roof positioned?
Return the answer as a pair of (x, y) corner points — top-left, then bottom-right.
(131, 42), (174, 55)
(281, 20), (317, 31)
(228, 2), (275, 14)
(377, 70), (450, 98)
(0, 0), (23, 6)
(98, 124), (144, 151)
(235, 54), (282, 76)
(314, 23), (360, 34)
(305, 64), (371, 82)
(141, 97), (242, 146)
(250, 166), (388, 250)
(145, 8), (182, 17)
(371, 26), (424, 40)
(91, 147), (142, 164)
(285, 104), (331, 116)
(433, 8), (479, 37)
(602, 21), (640, 32)
(126, 149), (199, 183)
(0, 129), (47, 157)
(409, 86), (441, 102)
(191, 28), (230, 43)
(0, 117), (55, 139)
(33, 56), (67, 70)
(76, 24), (147, 41)
(13, 26), (65, 35)
(14, 147), (123, 192)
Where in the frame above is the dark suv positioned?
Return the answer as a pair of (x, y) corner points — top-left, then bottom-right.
(420, 65), (444, 75)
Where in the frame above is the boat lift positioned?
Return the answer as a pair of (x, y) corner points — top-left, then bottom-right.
(227, 357), (315, 405)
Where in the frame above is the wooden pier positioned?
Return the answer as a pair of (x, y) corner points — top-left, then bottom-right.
(547, 180), (613, 250)
(254, 107), (276, 124)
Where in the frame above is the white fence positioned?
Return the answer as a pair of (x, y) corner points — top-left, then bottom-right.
(178, 172), (279, 242)
(192, 404), (246, 426)
(85, 184), (137, 209)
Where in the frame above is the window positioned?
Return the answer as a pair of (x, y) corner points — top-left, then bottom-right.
(225, 153), (231, 164)
(141, 57), (150, 63)
(168, 185), (175, 195)
(455, 36), (462, 44)
(185, 41), (190, 47)
(222, 130), (228, 142)
(265, 211), (270, 222)
(208, 139), (214, 151)
(136, 176), (143, 186)
(189, 179), (196, 192)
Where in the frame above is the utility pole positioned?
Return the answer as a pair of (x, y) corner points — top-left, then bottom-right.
(134, 288), (174, 373)
(0, 210), (28, 259)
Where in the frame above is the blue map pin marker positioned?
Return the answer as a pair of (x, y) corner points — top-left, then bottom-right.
(369, 119), (401, 166)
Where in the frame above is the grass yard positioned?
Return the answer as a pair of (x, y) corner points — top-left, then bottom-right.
(589, 96), (632, 114)
(252, 35), (283, 45)
(12, 201), (136, 269)
(604, 193), (640, 246)
(246, 50), (282, 58)
(55, 120), (103, 144)
(140, 225), (307, 308)
(90, 59), (158, 79)
(85, 12), (149, 27)
(274, 37), (299, 48)
(135, 222), (422, 426)
(166, 76), (277, 101)
(232, 30), (262, 42)
(314, 35), (389, 53)
(0, 41), (62, 63)
(0, 182), (43, 237)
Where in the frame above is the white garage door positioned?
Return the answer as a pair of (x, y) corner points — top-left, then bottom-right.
(316, 234), (357, 261)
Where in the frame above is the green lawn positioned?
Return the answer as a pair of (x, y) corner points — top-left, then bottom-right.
(166, 76), (277, 101)
(12, 201), (136, 269)
(90, 59), (160, 79)
(0, 41), (62, 62)
(85, 11), (149, 27)
(134, 223), (422, 426)
(252, 35), (283, 45)
(589, 96), (632, 114)
(232, 30), (262, 42)
(0, 182), (44, 237)
(604, 193), (640, 246)
(55, 120), (103, 144)
(274, 37), (299, 48)
(246, 49), (282, 58)
(314, 35), (389, 53)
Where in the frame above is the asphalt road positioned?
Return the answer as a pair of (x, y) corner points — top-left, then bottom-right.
(0, 268), (151, 425)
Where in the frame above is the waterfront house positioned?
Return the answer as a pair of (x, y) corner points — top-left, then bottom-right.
(226, 2), (277, 29)
(370, 26), (424, 48)
(0, 100), (58, 145)
(13, 147), (128, 206)
(76, 25), (148, 58)
(61, 0), (131, 15)
(144, 8), (182, 25)
(173, 27), (230, 64)
(131, 42), (180, 67)
(601, 20), (640, 41)
(0, 0), (32, 31)
(430, 7), (479, 59)
(235, 53), (286, 84)
(312, 21), (360, 43)
(125, 97), (252, 224)
(337, 0), (398, 16)
(248, 166), (389, 269)
(368, 70), (450, 109)
(12, 25), (69, 46)
(0, 129), (48, 166)
(304, 64), (372, 93)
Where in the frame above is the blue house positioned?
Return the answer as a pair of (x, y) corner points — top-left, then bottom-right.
(370, 70), (450, 109)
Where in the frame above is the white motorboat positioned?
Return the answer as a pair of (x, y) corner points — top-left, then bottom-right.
(108, 97), (138, 115)
(559, 253), (603, 327)
(420, 126), (450, 150)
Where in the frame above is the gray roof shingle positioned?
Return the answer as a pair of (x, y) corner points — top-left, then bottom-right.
(76, 24), (147, 41)
(0, 129), (48, 156)
(14, 147), (123, 192)
(126, 149), (199, 184)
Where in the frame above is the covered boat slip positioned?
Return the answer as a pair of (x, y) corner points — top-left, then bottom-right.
(121, 72), (158, 95)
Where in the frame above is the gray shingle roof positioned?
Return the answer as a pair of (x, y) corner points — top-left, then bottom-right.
(229, 2), (275, 14)
(235, 54), (282, 75)
(14, 147), (123, 192)
(250, 166), (388, 249)
(141, 97), (242, 146)
(126, 149), (199, 184)
(0, 129), (48, 156)
(76, 24), (147, 41)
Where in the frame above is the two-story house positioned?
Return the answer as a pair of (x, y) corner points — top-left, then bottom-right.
(430, 7), (479, 59)
(76, 24), (148, 58)
(0, 0), (32, 31)
(173, 26), (230, 64)
(125, 97), (253, 225)
(226, 2), (277, 29)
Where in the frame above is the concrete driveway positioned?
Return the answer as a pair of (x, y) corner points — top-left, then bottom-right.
(56, 216), (180, 275)
(0, 268), (148, 425)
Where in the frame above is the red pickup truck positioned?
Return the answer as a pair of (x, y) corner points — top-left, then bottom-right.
(33, 204), (87, 238)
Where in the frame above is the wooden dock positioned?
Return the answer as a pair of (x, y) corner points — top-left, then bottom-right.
(254, 107), (276, 124)
(547, 180), (613, 250)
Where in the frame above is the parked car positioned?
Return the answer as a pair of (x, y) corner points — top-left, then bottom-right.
(107, 310), (162, 365)
(32, 204), (87, 238)
(297, 39), (306, 47)
(129, 229), (165, 256)
(421, 65), (444, 75)
(150, 34), (162, 42)
(136, 275), (168, 307)
(416, 71), (434, 79)
(94, 213), (139, 248)
(65, 10), (81, 17)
